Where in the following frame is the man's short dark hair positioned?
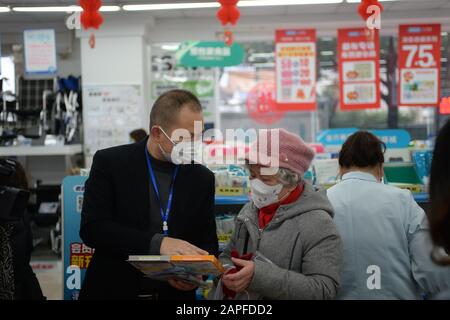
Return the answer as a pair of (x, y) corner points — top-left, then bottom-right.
(149, 89), (202, 129)
(339, 131), (386, 169)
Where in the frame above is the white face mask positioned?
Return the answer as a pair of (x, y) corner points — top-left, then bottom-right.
(250, 178), (283, 209)
(171, 141), (203, 165)
(158, 127), (202, 165)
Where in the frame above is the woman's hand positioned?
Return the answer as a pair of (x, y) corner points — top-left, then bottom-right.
(222, 258), (255, 293)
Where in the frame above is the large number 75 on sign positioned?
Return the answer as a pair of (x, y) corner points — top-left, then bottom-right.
(402, 44), (436, 68)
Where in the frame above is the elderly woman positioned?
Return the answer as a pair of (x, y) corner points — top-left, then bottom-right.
(216, 129), (343, 300)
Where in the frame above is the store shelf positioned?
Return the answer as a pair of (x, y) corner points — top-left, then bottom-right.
(0, 144), (83, 157)
(215, 193), (429, 205)
(215, 195), (249, 205)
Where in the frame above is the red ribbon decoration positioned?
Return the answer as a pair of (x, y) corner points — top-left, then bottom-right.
(358, 0), (383, 22)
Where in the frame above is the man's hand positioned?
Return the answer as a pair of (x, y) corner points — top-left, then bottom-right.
(168, 278), (200, 291)
(222, 258), (255, 293)
(160, 237), (208, 255)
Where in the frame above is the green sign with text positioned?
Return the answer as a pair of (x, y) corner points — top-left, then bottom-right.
(176, 41), (245, 67)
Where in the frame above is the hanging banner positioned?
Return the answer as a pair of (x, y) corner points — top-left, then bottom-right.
(275, 29), (316, 111)
(176, 41), (244, 67)
(338, 28), (380, 110)
(398, 24), (441, 107)
(23, 29), (57, 75)
(317, 128), (411, 149)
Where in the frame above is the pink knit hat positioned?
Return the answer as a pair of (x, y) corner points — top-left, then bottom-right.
(245, 128), (315, 177)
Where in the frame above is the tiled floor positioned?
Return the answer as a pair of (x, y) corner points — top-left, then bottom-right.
(31, 259), (63, 300)
(31, 234), (63, 300)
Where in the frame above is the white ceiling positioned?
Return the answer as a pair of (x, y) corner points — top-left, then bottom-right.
(1, 0), (450, 42)
(0, 0), (449, 22)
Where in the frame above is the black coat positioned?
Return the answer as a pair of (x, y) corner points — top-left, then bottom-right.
(79, 138), (218, 300)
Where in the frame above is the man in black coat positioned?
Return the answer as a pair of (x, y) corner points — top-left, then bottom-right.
(79, 90), (218, 300)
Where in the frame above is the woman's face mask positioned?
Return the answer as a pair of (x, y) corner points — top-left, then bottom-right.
(249, 178), (283, 209)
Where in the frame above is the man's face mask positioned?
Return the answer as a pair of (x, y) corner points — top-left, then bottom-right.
(158, 127), (203, 165)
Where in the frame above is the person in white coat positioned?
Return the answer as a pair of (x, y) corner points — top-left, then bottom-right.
(327, 131), (450, 300)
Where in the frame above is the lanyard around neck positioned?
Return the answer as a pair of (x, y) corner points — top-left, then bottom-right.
(145, 147), (179, 236)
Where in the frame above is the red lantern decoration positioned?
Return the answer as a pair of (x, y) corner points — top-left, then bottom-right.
(358, 0), (383, 22)
(80, 0), (103, 29)
(216, 0), (240, 46)
(216, 0), (240, 26)
(79, 0), (104, 48)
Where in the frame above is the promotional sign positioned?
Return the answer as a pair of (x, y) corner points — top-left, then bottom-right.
(151, 77), (216, 124)
(176, 41), (244, 67)
(62, 176), (89, 300)
(23, 29), (57, 75)
(82, 85), (143, 158)
(317, 128), (411, 149)
(275, 29), (316, 111)
(398, 24), (441, 107)
(338, 28), (380, 110)
(440, 97), (450, 114)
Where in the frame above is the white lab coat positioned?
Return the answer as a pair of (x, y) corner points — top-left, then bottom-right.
(327, 171), (450, 300)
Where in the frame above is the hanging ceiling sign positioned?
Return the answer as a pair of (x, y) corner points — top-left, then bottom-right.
(275, 29), (317, 111)
(176, 41), (244, 67)
(398, 24), (441, 107)
(338, 28), (380, 110)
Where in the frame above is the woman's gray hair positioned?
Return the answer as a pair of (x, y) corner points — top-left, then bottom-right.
(277, 168), (300, 187)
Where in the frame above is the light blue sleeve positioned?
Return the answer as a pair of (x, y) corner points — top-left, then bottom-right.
(406, 192), (450, 297)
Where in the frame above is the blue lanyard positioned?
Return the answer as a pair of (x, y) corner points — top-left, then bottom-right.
(145, 148), (179, 236)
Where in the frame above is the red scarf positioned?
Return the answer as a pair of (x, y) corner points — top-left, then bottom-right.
(258, 184), (303, 229)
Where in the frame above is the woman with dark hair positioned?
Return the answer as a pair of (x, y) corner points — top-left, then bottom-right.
(327, 131), (450, 300)
(0, 158), (45, 300)
(429, 119), (450, 299)
(129, 129), (148, 143)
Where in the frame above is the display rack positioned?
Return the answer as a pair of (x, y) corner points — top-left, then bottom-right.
(0, 144), (83, 156)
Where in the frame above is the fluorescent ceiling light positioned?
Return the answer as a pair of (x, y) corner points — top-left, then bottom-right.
(346, 0), (397, 3)
(124, 0), (345, 11)
(0, 6), (10, 13)
(123, 2), (219, 11)
(161, 44), (180, 51)
(321, 51), (334, 56)
(238, 0), (344, 6)
(12, 6), (120, 13)
(100, 6), (121, 12)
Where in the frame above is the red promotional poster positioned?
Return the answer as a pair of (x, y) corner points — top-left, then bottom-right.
(338, 28), (380, 110)
(398, 24), (441, 107)
(275, 29), (316, 111)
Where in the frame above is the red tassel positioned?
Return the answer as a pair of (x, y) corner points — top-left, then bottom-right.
(358, 0), (383, 21)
